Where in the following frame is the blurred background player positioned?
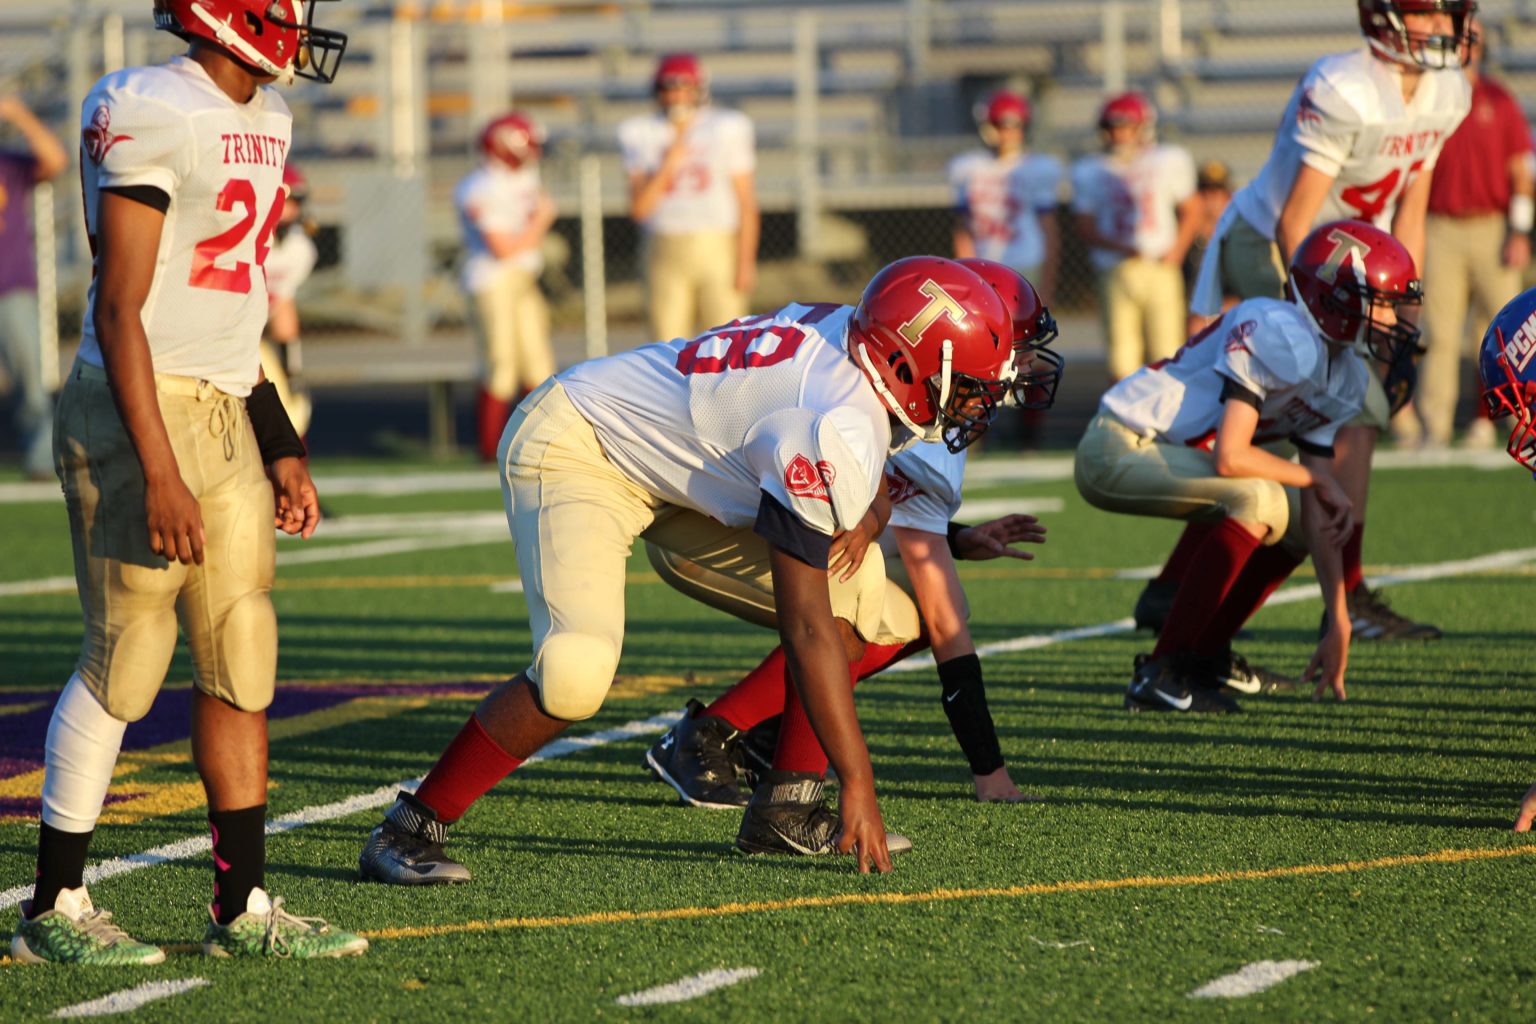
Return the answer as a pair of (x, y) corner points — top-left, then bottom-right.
(1150, 0), (1476, 643)
(949, 90), (1062, 306)
(1071, 92), (1199, 383)
(1183, 159), (1235, 336)
(1410, 18), (1532, 450)
(261, 162), (316, 442)
(619, 52), (759, 343)
(455, 111), (556, 462)
(0, 92), (68, 480)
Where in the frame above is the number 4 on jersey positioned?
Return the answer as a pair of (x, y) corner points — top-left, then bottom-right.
(190, 178), (286, 294)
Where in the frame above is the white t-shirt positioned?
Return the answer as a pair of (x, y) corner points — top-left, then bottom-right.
(617, 106), (755, 235)
(1071, 144), (1197, 271)
(454, 161), (546, 292)
(1100, 297), (1370, 452)
(947, 149), (1063, 270)
(264, 229), (316, 302)
(884, 442), (967, 536)
(78, 56), (292, 396)
(559, 302), (889, 539)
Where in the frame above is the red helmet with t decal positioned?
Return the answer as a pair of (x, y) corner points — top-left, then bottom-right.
(153, 0), (348, 84)
(956, 258), (1064, 411)
(1288, 219), (1422, 364)
(479, 112), (544, 170)
(848, 256), (1015, 452)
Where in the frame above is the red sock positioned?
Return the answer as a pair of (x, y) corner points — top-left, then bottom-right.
(853, 640), (920, 680)
(703, 647), (788, 731)
(1153, 517), (1264, 658)
(1155, 522), (1216, 584)
(771, 659), (863, 776)
(1342, 523), (1365, 594)
(476, 390), (512, 463)
(413, 715), (524, 824)
(1192, 545), (1305, 656)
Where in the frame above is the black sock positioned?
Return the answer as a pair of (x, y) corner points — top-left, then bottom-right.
(210, 804), (266, 925)
(32, 823), (94, 916)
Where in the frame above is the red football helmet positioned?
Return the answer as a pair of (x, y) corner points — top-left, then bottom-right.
(848, 256), (1015, 452)
(956, 258), (1064, 411)
(479, 112), (544, 170)
(153, 0), (347, 84)
(1288, 220), (1423, 363)
(1099, 91), (1156, 135)
(975, 90), (1030, 147)
(654, 52), (709, 108)
(1358, 0), (1477, 71)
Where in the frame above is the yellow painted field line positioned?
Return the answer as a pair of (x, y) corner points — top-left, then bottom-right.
(360, 843), (1536, 941)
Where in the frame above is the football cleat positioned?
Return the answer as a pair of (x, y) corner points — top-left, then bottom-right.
(735, 715), (781, 787)
(735, 773), (913, 858)
(1322, 585), (1444, 642)
(1124, 654), (1242, 714)
(646, 699), (750, 809)
(1132, 578), (1177, 633)
(203, 888), (367, 959)
(10, 886), (165, 965)
(1194, 649), (1297, 695)
(359, 791), (472, 885)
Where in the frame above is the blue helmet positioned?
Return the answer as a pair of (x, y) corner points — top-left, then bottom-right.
(1479, 286), (1536, 474)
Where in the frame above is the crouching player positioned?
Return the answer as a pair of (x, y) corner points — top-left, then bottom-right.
(644, 260), (1063, 810)
(1074, 220), (1423, 712)
(358, 256), (1020, 877)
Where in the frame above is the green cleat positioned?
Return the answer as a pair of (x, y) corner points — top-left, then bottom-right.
(10, 886), (166, 965)
(202, 888), (368, 960)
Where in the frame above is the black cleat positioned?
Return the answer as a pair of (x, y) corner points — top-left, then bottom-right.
(1132, 578), (1178, 633)
(1124, 654), (1242, 714)
(645, 700), (750, 809)
(1192, 649), (1297, 695)
(734, 715), (781, 789)
(358, 791), (472, 886)
(1322, 585), (1443, 642)
(735, 773), (913, 858)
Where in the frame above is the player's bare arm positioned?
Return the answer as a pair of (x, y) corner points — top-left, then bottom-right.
(1212, 398), (1315, 488)
(952, 216), (978, 259)
(1073, 210), (1136, 257)
(1300, 450), (1352, 701)
(1164, 191), (1204, 267)
(769, 543), (892, 873)
(0, 94), (68, 182)
(1275, 163), (1337, 263)
(827, 489), (890, 582)
(732, 171), (760, 295)
(1039, 211), (1061, 305)
(1504, 151), (1533, 269)
(478, 191), (556, 261)
(94, 190), (205, 566)
(1390, 162), (1433, 272)
(628, 128), (693, 222)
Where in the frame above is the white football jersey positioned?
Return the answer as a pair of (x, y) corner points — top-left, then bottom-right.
(1070, 144), (1196, 270)
(454, 162), (546, 292)
(559, 302), (889, 537)
(884, 442), (967, 536)
(947, 149), (1063, 270)
(618, 106), (755, 235)
(1100, 297), (1370, 451)
(264, 229), (316, 303)
(1232, 48), (1471, 239)
(77, 56), (292, 396)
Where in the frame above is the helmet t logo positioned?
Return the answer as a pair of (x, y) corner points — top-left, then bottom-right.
(1317, 228), (1374, 285)
(897, 281), (968, 349)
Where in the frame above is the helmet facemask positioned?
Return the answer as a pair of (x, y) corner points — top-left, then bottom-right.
(1006, 309), (1064, 411)
(1485, 334), (1536, 471)
(268, 1), (348, 84)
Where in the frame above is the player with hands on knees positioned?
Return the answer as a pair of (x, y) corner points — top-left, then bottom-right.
(358, 256), (1021, 878)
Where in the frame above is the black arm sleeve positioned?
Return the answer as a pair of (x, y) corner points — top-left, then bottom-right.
(946, 520), (972, 560)
(754, 491), (832, 570)
(102, 185), (171, 214)
(1217, 373), (1263, 411)
(937, 653), (1005, 776)
(246, 380), (307, 463)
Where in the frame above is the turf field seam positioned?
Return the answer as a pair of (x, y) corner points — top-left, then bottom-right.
(355, 844), (1536, 940)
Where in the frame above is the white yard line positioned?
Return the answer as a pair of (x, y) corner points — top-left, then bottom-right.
(275, 510), (508, 541)
(615, 967), (761, 1007)
(52, 978), (210, 1018)
(1188, 960), (1319, 999)
(956, 497), (1064, 519)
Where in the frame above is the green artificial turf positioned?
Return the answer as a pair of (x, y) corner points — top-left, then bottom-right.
(0, 458), (1532, 1021)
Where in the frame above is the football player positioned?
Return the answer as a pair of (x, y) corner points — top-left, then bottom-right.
(949, 91), (1063, 304)
(12, 0), (366, 964)
(358, 256), (1019, 878)
(261, 162), (317, 440)
(1075, 221), (1423, 712)
(619, 53), (759, 343)
(1477, 288), (1536, 830)
(456, 112), (557, 461)
(1070, 92), (1201, 383)
(1146, 0), (1476, 643)
(643, 260), (1062, 809)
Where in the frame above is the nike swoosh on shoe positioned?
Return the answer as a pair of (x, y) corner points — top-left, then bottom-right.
(1151, 687), (1193, 710)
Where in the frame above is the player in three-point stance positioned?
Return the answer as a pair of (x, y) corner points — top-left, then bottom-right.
(1075, 221), (1424, 713)
(1142, 0), (1476, 644)
(643, 260), (1064, 809)
(10, 0), (366, 964)
(358, 256), (1021, 878)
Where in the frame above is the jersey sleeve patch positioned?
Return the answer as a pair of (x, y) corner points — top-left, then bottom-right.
(754, 490), (833, 569)
(83, 89), (192, 197)
(1289, 75), (1363, 178)
(747, 408), (879, 538)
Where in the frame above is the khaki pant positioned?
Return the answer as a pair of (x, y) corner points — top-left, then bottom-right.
(1097, 257), (1186, 381)
(471, 265), (554, 401)
(1418, 213), (1521, 445)
(55, 361), (278, 722)
(644, 229), (746, 342)
(1219, 214), (1288, 303)
(500, 379), (911, 722)
(1074, 411), (1303, 548)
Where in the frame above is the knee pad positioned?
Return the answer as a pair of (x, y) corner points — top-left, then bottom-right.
(532, 632), (618, 721)
(42, 674), (128, 832)
(97, 608), (179, 722)
(209, 589), (278, 713)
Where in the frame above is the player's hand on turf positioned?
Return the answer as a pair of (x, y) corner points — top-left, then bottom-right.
(973, 767), (1044, 803)
(269, 457), (320, 539)
(828, 509), (880, 582)
(1304, 620), (1350, 702)
(1513, 782), (1536, 832)
(1311, 475), (1354, 546)
(145, 475), (206, 565)
(835, 781), (893, 874)
(953, 514), (1047, 561)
